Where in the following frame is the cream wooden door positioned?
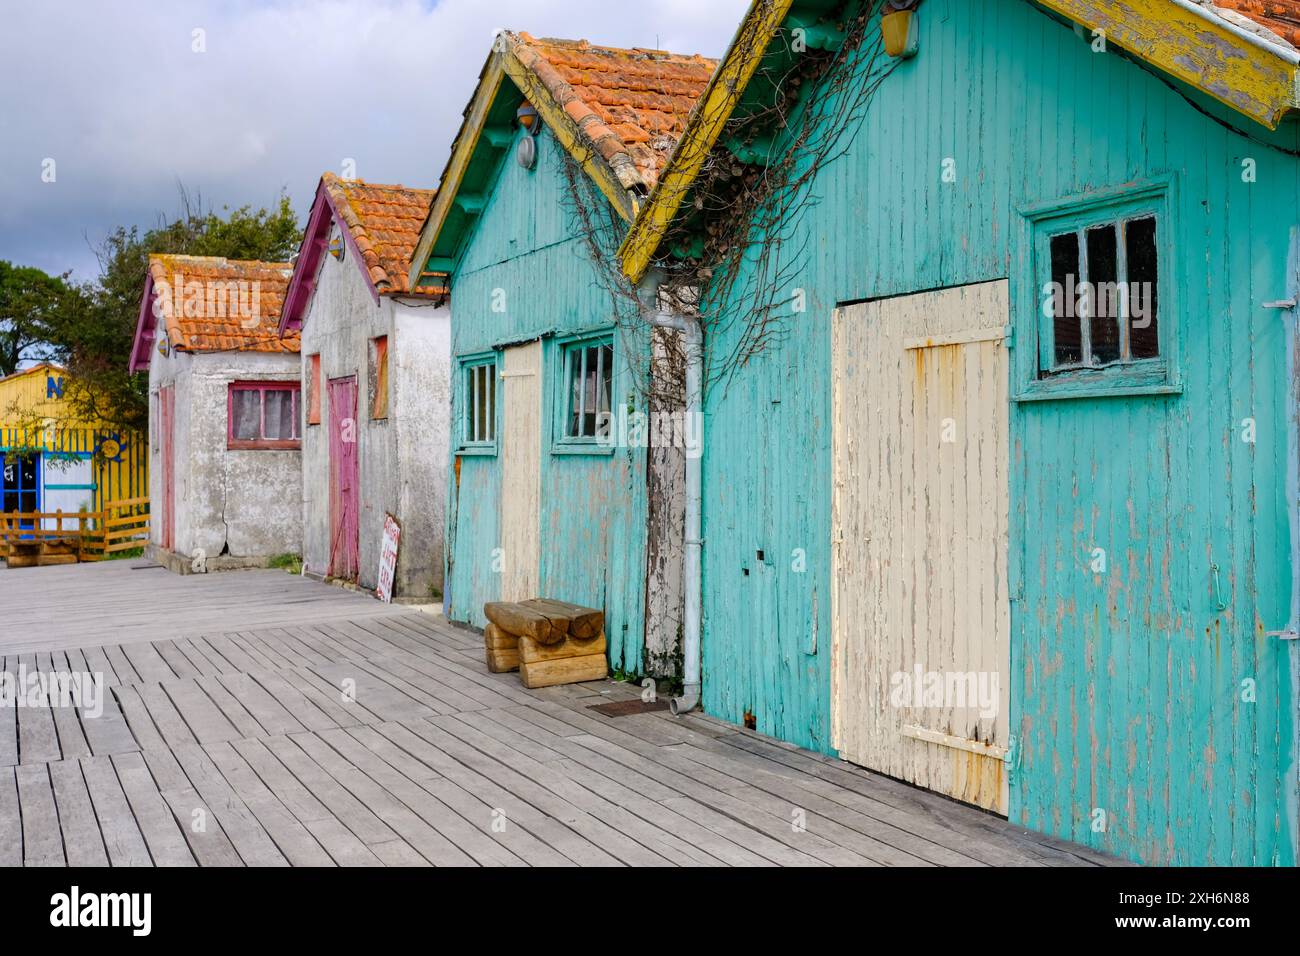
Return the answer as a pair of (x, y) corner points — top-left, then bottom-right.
(830, 280), (1011, 813)
(499, 341), (542, 601)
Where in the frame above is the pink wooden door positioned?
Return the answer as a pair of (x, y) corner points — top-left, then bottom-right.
(159, 385), (175, 551)
(328, 377), (359, 580)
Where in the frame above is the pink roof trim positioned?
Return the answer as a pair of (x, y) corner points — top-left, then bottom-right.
(279, 177), (378, 336)
(129, 271), (158, 373)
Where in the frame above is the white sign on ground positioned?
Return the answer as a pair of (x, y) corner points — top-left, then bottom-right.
(376, 513), (401, 603)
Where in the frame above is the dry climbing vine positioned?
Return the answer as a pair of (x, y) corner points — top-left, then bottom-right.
(558, 0), (896, 407)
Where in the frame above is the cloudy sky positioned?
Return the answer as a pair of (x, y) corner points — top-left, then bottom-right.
(0, 0), (748, 282)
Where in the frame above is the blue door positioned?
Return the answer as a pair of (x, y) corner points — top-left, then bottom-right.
(2, 453), (40, 531)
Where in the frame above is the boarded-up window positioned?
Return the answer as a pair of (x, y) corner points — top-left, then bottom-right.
(307, 354), (321, 425)
(463, 359), (496, 446)
(227, 382), (300, 449)
(370, 336), (389, 420)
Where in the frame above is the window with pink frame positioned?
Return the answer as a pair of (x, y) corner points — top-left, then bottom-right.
(227, 381), (301, 450)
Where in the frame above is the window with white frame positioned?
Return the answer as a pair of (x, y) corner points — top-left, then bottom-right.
(562, 337), (613, 441)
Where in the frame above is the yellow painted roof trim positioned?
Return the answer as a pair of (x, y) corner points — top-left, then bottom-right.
(619, 0), (794, 285)
(1037, 0), (1300, 129)
(498, 50), (638, 222)
(618, 0), (1300, 286)
(406, 38), (636, 292)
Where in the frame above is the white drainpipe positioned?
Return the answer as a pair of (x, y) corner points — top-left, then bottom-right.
(641, 270), (702, 715)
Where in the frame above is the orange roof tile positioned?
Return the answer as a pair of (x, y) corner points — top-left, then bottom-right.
(320, 173), (437, 296)
(146, 255), (298, 355)
(509, 33), (718, 193)
(1212, 0), (1300, 46)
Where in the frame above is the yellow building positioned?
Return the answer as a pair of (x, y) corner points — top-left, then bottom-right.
(0, 363), (147, 525)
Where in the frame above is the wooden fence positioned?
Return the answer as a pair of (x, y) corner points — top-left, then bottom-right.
(0, 497), (150, 566)
(0, 426), (148, 514)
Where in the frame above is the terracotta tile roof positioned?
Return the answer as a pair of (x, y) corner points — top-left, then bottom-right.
(1210, 0), (1300, 46)
(508, 32), (718, 193)
(147, 255), (298, 355)
(320, 172), (437, 296)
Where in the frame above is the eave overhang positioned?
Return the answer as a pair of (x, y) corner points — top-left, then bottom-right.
(618, 0), (1300, 287)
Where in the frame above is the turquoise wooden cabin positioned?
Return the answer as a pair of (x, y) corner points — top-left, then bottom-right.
(620, 0), (1300, 865)
(406, 32), (716, 677)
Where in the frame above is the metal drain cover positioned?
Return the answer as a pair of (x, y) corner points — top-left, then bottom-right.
(587, 699), (671, 718)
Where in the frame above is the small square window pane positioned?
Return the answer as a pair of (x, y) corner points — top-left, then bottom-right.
(1086, 224), (1121, 366)
(232, 390), (262, 440)
(1126, 216), (1159, 359)
(1050, 232), (1082, 367)
(264, 390), (294, 440)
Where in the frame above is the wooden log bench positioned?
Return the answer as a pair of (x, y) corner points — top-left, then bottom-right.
(482, 599), (608, 688)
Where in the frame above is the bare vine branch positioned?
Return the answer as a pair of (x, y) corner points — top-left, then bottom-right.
(559, 0), (895, 405)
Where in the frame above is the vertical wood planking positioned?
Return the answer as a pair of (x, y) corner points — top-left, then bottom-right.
(444, 127), (651, 671)
(700, 0), (1298, 863)
(499, 341), (542, 602)
(831, 283), (1011, 812)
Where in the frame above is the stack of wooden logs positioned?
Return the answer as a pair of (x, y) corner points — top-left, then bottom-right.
(483, 599), (607, 689)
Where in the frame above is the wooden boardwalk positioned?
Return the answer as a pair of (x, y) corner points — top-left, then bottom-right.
(0, 563), (1123, 866)
(1, 560), (412, 655)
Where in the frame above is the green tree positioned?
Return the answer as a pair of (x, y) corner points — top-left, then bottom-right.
(42, 189), (300, 434)
(0, 261), (72, 377)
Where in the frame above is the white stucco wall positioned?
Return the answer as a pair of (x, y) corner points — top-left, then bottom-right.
(394, 299), (451, 595)
(148, 345), (302, 562)
(298, 246), (450, 597)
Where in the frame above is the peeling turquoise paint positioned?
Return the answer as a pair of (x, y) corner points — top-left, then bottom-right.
(444, 122), (650, 675)
(697, 0), (1297, 865)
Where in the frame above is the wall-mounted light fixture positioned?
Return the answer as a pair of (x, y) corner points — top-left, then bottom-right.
(516, 102), (541, 169)
(882, 0), (920, 58)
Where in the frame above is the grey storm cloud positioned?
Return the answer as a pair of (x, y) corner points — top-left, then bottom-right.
(0, 0), (747, 281)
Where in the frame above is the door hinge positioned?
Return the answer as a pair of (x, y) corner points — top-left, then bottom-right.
(1265, 629), (1299, 641)
(1003, 733), (1023, 783)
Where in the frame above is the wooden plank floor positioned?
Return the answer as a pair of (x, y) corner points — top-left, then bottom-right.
(0, 559), (412, 654)
(0, 563), (1125, 867)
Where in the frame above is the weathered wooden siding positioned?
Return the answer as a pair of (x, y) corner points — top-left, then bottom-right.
(446, 126), (650, 673)
(831, 282), (1011, 814)
(499, 341), (542, 600)
(701, 0), (1297, 864)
